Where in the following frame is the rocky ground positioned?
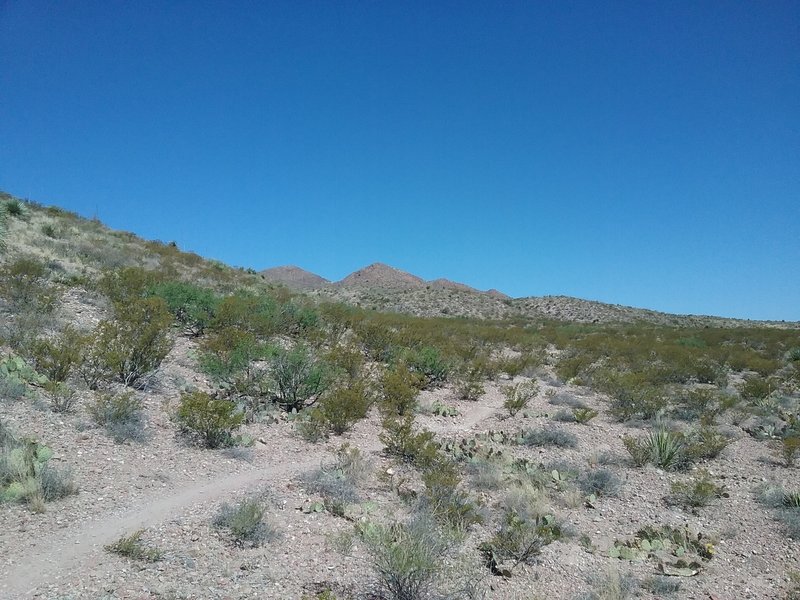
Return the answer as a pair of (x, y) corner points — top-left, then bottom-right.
(2, 335), (798, 600)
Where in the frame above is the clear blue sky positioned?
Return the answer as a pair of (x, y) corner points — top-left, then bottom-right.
(1, 1), (798, 320)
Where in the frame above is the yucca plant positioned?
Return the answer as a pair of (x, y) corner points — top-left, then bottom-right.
(624, 428), (686, 471)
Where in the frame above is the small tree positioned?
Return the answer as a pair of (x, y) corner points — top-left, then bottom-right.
(175, 391), (243, 448)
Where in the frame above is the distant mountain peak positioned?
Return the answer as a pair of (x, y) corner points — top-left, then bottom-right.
(336, 263), (427, 289)
(259, 265), (329, 289)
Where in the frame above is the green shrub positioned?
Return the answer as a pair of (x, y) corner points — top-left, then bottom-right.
(199, 328), (271, 397)
(781, 437), (800, 468)
(87, 297), (173, 387)
(684, 426), (731, 461)
(301, 461), (361, 517)
(379, 363), (422, 416)
(379, 415), (438, 468)
(99, 267), (160, 307)
(405, 346), (450, 389)
(573, 407), (599, 424)
(668, 470), (725, 508)
(4, 198), (25, 217)
(738, 375), (774, 402)
(88, 391), (147, 443)
(502, 380), (538, 416)
(175, 391), (243, 448)
(420, 461), (483, 534)
(44, 382), (77, 413)
(479, 502), (561, 576)
(360, 515), (450, 600)
(28, 326), (85, 383)
(598, 372), (667, 422)
(147, 280), (217, 336)
(522, 427), (578, 449)
(270, 346), (329, 412)
(454, 364), (485, 401)
(0, 257), (54, 310)
(105, 530), (163, 562)
(211, 293), (280, 337)
(623, 429), (686, 471)
(212, 496), (278, 547)
(316, 379), (373, 435)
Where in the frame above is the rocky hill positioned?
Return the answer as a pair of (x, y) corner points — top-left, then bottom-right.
(258, 265), (330, 290)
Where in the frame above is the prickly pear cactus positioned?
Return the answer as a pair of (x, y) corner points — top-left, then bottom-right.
(0, 354), (48, 386)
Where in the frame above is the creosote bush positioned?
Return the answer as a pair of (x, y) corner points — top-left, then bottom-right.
(271, 345), (329, 412)
(175, 391), (244, 448)
(379, 363), (423, 416)
(314, 379), (373, 435)
(502, 379), (538, 416)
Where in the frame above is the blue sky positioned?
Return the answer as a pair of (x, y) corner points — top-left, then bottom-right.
(1, 1), (798, 320)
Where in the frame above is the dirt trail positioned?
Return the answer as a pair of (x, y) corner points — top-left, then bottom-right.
(2, 400), (499, 599)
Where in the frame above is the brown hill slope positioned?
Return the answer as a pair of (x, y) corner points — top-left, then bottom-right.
(336, 262), (427, 290)
(259, 265), (330, 289)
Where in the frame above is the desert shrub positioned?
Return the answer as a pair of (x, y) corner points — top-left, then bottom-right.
(379, 362), (423, 416)
(684, 426), (731, 461)
(0, 371), (27, 401)
(211, 293), (280, 337)
(105, 530), (163, 562)
(175, 391), (243, 448)
(44, 382), (78, 413)
(325, 343), (365, 382)
(579, 468), (621, 498)
(623, 429), (686, 471)
(88, 391), (147, 443)
(553, 409), (576, 423)
(479, 491), (562, 576)
(502, 379), (538, 416)
(668, 470), (725, 508)
(301, 450), (362, 517)
(405, 346), (450, 389)
(87, 297), (173, 387)
(40, 223), (57, 238)
(147, 280), (217, 336)
(494, 352), (543, 378)
(420, 459), (483, 534)
(99, 267), (160, 307)
(4, 197), (25, 217)
(361, 514), (450, 600)
(787, 347), (800, 363)
(454, 363), (485, 401)
(573, 407), (599, 424)
(27, 326), (86, 383)
(355, 320), (398, 362)
(548, 392), (587, 409)
(582, 567), (640, 600)
(379, 415), (438, 468)
(642, 575), (681, 596)
(270, 346), (329, 412)
(522, 427), (578, 449)
(212, 496), (278, 547)
(738, 375), (775, 402)
(199, 328), (272, 399)
(38, 463), (78, 501)
(780, 437), (800, 468)
(315, 379), (373, 435)
(597, 372), (668, 422)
